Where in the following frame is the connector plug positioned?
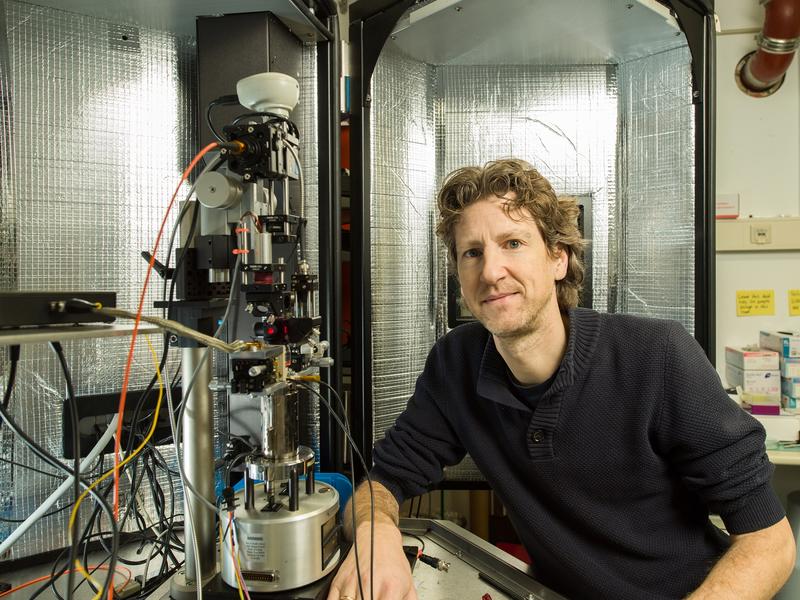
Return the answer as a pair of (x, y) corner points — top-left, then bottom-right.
(419, 552), (450, 572)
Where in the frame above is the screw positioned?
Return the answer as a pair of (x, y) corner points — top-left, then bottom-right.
(693, 90), (700, 97)
(169, 334), (178, 344)
(247, 126), (254, 133)
(455, 5), (462, 11)
(244, 173), (252, 180)
(209, 186), (216, 193)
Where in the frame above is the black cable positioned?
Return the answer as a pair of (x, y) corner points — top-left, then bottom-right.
(49, 341), (81, 600)
(231, 112), (300, 136)
(1, 344), (20, 432)
(0, 454), (63, 478)
(415, 495), (422, 519)
(400, 531), (426, 553)
(292, 380), (375, 600)
(0, 500), (72, 523)
(206, 94), (240, 143)
(0, 398), (119, 599)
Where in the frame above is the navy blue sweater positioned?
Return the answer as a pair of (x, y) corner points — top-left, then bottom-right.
(371, 308), (784, 599)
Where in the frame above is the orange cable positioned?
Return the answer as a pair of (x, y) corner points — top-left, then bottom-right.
(109, 142), (218, 600)
(0, 564), (132, 598)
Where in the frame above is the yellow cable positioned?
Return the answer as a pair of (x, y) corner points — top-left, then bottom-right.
(228, 513), (246, 600)
(69, 335), (165, 599)
(289, 375), (320, 382)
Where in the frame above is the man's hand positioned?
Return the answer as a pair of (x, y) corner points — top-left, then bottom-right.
(327, 480), (417, 600)
(328, 518), (418, 600)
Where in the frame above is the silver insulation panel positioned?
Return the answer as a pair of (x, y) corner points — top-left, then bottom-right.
(369, 48), (439, 441)
(615, 47), (695, 331)
(296, 44), (322, 463)
(369, 44), (693, 481)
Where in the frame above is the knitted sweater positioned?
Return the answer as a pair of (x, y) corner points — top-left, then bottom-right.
(371, 308), (784, 599)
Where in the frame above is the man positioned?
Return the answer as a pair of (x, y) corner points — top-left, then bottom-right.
(329, 159), (796, 600)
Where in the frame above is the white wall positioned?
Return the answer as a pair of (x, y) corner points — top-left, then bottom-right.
(714, 2), (800, 374)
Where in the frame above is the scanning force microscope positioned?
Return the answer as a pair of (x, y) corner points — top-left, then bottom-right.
(167, 72), (340, 597)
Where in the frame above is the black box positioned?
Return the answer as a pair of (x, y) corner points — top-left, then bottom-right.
(0, 291), (116, 328)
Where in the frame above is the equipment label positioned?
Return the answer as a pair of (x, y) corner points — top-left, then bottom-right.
(244, 535), (266, 561)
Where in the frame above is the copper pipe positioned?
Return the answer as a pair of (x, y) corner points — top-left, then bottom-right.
(738, 0), (800, 96)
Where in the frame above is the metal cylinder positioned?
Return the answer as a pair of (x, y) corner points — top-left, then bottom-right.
(209, 268), (231, 283)
(306, 461), (315, 495)
(288, 467), (299, 511)
(245, 470), (255, 511)
(260, 388), (299, 460)
(181, 348), (216, 583)
(253, 231), (273, 264)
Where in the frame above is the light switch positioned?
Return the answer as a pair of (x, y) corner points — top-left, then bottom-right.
(750, 224), (772, 245)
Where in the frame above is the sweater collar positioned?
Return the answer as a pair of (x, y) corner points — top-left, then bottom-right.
(476, 307), (602, 408)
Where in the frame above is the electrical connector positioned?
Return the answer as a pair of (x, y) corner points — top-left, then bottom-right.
(419, 552), (450, 572)
(222, 486), (238, 511)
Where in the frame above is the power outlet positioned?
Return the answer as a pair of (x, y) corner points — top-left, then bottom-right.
(61, 387), (181, 459)
(750, 223), (771, 245)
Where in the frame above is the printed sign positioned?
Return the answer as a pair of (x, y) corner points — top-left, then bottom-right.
(736, 290), (775, 316)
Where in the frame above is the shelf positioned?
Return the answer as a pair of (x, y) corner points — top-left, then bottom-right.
(0, 324), (161, 346)
(768, 450), (800, 466)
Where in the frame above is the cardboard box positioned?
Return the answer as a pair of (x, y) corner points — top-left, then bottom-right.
(725, 364), (781, 396)
(752, 413), (800, 442)
(781, 357), (800, 378)
(760, 330), (800, 358)
(725, 345), (779, 370)
(782, 378), (800, 399)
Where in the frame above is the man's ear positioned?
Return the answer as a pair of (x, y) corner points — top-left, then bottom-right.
(554, 247), (568, 281)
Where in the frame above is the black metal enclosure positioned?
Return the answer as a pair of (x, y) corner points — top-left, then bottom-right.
(348, 0), (716, 477)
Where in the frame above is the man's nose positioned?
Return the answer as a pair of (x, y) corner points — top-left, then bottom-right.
(480, 248), (506, 285)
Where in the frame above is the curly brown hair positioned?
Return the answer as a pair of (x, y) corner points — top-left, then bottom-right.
(436, 158), (586, 310)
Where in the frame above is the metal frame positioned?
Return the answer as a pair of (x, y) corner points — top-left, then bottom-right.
(349, 0), (416, 475)
(399, 517), (567, 600)
(315, 8), (344, 472)
(349, 0), (716, 471)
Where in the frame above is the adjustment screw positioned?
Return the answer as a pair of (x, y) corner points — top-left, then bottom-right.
(247, 126), (255, 133)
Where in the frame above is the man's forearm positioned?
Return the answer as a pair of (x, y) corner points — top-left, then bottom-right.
(687, 517), (796, 600)
(342, 480), (400, 540)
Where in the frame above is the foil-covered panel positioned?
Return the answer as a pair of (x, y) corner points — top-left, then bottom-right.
(297, 44), (321, 461)
(369, 48), (438, 439)
(615, 46), (695, 332)
(0, 0), (196, 559)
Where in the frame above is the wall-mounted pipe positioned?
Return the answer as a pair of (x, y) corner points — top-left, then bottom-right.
(736, 0), (800, 97)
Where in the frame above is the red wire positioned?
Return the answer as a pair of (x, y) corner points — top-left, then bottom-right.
(110, 142), (218, 586)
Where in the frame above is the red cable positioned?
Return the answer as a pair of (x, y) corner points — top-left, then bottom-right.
(110, 142), (218, 578)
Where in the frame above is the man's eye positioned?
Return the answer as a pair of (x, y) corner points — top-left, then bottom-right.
(463, 249), (480, 258)
(507, 240), (522, 249)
